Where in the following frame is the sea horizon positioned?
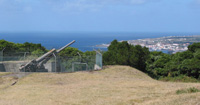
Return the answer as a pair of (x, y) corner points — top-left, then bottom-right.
(1, 32), (200, 52)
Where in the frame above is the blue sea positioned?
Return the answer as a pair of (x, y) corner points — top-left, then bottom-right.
(0, 32), (199, 52)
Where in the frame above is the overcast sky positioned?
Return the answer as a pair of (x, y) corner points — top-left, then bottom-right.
(0, 0), (200, 33)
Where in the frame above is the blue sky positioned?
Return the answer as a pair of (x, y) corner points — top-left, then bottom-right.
(0, 0), (200, 33)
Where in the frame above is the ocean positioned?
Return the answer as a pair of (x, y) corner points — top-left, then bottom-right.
(0, 32), (199, 52)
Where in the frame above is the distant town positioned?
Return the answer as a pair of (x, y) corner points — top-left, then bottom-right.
(96, 35), (200, 54)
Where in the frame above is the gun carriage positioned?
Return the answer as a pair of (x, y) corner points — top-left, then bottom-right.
(19, 40), (75, 72)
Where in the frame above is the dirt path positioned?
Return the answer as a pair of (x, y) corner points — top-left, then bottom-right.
(0, 72), (32, 87)
(1, 72), (32, 79)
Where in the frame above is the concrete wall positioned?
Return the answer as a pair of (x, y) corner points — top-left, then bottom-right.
(0, 61), (54, 72)
(0, 63), (6, 72)
(3, 62), (23, 72)
(45, 62), (55, 72)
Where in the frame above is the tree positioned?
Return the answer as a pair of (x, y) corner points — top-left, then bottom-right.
(180, 58), (200, 79)
(193, 49), (200, 59)
(188, 43), (200, 52)
(31, 49), (45, 56)
(0, 39), (47, 58)
(59, 47), (83, 57)
(103, 40), (150, 71)
(146, 51), (165, 78)
(103, 40), (128, 65)
(129, 45), (150, 71)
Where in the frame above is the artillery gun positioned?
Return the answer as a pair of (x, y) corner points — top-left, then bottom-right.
(19, 40), (75, 72)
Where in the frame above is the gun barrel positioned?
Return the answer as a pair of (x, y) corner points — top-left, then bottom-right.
(19, 40), (76, 72)
(36, 48), (56, 62)
(56, 40), (76, 53)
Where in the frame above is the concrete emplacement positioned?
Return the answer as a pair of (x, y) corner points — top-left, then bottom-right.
(0, 61), (55, 72)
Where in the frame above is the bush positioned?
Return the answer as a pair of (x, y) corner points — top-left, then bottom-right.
(103, 40), (150, 71)
(0, 40), (47, 57)
(159, 75), (199, 83)
(176, 87), (200, 94)
(146, 42), (200, 80)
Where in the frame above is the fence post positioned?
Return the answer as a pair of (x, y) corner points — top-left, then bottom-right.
(53, 53), (57, 72)
(1, 48), (6, 63)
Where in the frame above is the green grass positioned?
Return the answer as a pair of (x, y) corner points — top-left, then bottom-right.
(159, 75), (199, 83)
(176, 87), (200, 94)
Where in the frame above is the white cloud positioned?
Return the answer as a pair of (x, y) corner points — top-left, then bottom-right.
(48, 0), (160, 13)
(0, 0), (160, 13)
(55, 0), (102, 12)
(58, 0), (155, 6)
(0, 0), (36, 13)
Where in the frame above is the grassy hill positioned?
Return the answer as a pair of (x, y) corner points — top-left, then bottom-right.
(0, 66), (200, 105)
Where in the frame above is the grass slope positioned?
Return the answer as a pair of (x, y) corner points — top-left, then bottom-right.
(0, 66), (200, 105)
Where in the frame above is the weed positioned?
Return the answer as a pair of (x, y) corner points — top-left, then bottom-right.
(176, 87), (200, 94)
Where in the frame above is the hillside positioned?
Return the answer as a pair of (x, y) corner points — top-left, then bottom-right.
(0, 66), (200, 105)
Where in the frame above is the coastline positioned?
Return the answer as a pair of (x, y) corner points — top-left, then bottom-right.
(96, 35), (200, 54)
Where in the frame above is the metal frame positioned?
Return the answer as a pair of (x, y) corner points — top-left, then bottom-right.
(72, 62), (88, 72)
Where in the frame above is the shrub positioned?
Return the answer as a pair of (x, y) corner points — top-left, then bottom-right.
(159, 75), (199, 83)
(176, 87), (200, 94)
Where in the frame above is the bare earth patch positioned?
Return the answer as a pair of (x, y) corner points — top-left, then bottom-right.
(0, 66), (199, 105)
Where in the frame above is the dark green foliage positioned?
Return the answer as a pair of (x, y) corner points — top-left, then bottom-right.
(193, 49), (200, 59)
(188, 43), (200, 52)
(59, 47), (83, 57)
(129, 45), (150, 71)
(145, 42), (200, 81)
(84, 51), (96, 56)
(159, 75), (199, 83)
(0, 40), (47, 57)
(103, 40), (150, 71)
(179, 58), (200, 78)
(146, 51), (169, 78)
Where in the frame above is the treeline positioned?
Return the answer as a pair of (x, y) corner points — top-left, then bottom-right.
(0, 39), (97, 57)
(103, 40), (200, 81)
(0, 39), (47, 56)
(146, 43), (200, 81)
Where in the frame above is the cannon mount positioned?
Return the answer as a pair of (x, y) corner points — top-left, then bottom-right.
(19, 40), (75, 72)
